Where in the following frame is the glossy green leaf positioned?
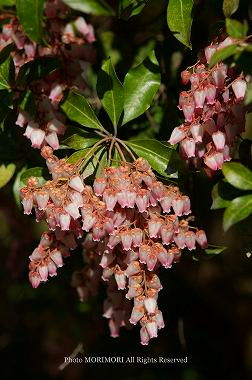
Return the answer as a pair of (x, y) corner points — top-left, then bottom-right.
(67, 147), (105, 179)
(62, 0), (115, 15)
(205, 245), (227, 255)
(0, 55), (14, 90)
(0, 163), (15, 188)
(245, 82), (252, 105)
(16, 57), (59, 85)
(18, 90), (36, 116)
(122, 51), (160, 125)
(62, 128), (99, 150)
(95, 149), (108, 177)
(97, 58), (124, 127)
(209, 44), (240, 67)
(67, 148), (90, 164)
(119, 0), (148, 20)
(223, 194), (252, 231)
(167, 0), (194, 49)
(16, 0), (45, 43)
(223, 0), (239, 17)
(211, 183), (231, 210)
(126, 140), (173, 177)
(61, 91), (105, 132)
(211, 180), (242, 210)
(226, 18), (248, 39)
(20, 167), (45, 186)
(222, 162), (252, 190)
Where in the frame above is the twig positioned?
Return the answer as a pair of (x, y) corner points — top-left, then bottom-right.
(58, 343), (84, 371)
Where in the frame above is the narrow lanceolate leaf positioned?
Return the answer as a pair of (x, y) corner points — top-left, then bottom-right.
(16, 0), (45, 43)
(67, 147), (105, 179)
(222, 162), (252, 190)
(225, 18), (248, 39)
(209, 44), (240, 67)
(97, 58), (124, 127)
(62, 128), (99, 150)
(95, 149), (108, 177)
(61, 91), (105, 132)
(245, 82), (252, 105)
(205, 245), (227, 255)
(62, 0), (115, 15)
(223, 194), (252, 231)
(223, 0), (240, 18)
(0, 163), (15, 188)
(0, 55), (14, 90)
(119, 0), (148, 20)
(122, 50), (160, 125)
(126, 140), (173, 177)
(167, 0), (194, 49)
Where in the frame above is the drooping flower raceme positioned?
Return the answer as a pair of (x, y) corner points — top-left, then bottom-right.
(21, 149), (207, 345)
(0, 0), (96, 150)
(169, 36), (248, 174)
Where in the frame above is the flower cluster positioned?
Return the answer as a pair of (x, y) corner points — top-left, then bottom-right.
(0, 0), (96, 150)
(21, 150), (208, 344)
(169, 36), (248, 173)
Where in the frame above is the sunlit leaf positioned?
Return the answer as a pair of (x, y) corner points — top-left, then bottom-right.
(126, 140), (173, 177)
(61, 91), (105, 132)
(122, 51), (160, 125)
(62, 0), (115, 15)
(223, 0), (240, 17)
(223, 194), (252, 231)
(167, 0), (194, 49)
(222, 162), (252, 190)
(16, 0), (45, 43)
(0, 163), (15, 188)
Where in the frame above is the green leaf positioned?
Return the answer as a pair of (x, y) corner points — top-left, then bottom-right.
(62, 128), (99, 150)
(95, 149), (108, 177)
(18, 90), (36, 116)
(119, 0), (148, 20)
(16, 0), (45, 43)
(16, 57), (59, 86)
(245, 82), (252, 105)
(226, 18), (248, 39)
(0, 55), (14, 90)
(67, 147), (105, 179)
(62, 0), (115, 15)
(205, 245), (227, 255)
(97, 58), (124, 127)
(0, 0), (16, 7)
(209, 44), (240, 67)
(167, 0), (194, 49)
(13, 166), (26, 207)
(0, 163), (15, 188)
(61, 91), (105, 132)
(20, 167), (46, 186)
(223, 194), (252, 231)
(211, 182), (231, 210)
(126, 140), (173, 177)
(112, 146), (121, 167)
(122, 51), (160, 125)
(223, 0), (239, 17)
(222, 162), (252, 190)
(211, 179), (242, 210)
